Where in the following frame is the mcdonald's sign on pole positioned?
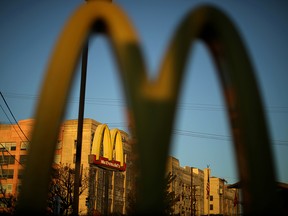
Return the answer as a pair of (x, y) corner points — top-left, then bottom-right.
(88, 124), (126, 171)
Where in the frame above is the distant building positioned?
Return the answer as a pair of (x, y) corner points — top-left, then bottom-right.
(0, 118), (133, 215)
(166, 157), (239, 216)
(59, 119), (133, 215)
(0, 119), (34, 197)
(228, 181), (288, 215)
(1, 118), (240, 215)
(166, 156), (204, 215)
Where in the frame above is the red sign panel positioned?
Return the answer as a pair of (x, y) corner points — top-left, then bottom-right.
(89, 154), (126, 171)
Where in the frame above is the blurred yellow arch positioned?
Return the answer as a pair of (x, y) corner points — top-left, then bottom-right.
(15, 0), (282, 215)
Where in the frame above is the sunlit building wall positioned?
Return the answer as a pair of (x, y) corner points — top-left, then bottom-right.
(204, 168), (240, 215)
(0, 119), (34, 198)
(223, 185), (239, 215)
(166, 156), (205, 216)
(0, 119), (239, 215)
(208, 177), (225, 214)
(167, 158), (238, 216)
(191, 168), (204, 215)
(0, 118), (133, 215)
(59, 118), (132, 215)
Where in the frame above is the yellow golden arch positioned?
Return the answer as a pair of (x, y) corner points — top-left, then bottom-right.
(110, 128), (125, 166)
(15, 1), (282, 215)
(90, 124), (125, 168)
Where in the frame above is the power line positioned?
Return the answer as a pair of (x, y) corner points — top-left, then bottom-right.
(78, 121), (288, 147)
(0, 95), (26, 168)
(0, 103), (25, 167)
(172, 129), (288, 146)
(81, 122), (288, 146)
(3, 92), (125, 107)
(173, 129), (231, 142)
(1, 92), (287, 146)
(0, 91), (30, 142)
(0, 143), (24, 167)
(0, 104), (26, 143)
(3, 92), (288, 113)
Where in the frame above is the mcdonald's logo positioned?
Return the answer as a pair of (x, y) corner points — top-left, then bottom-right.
(16, 1), (282, 215)
(88, 124), (126, 171)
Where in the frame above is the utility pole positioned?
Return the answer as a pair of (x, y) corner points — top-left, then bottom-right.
(190, 167), (193, 216)
(72, 41), (89, 216)
(72, 1), (113, 215)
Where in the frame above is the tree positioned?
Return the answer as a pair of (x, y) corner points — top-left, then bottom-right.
(163, 172), (180, 215)
(0, 183), (16, 215)
(47, 163), (89, 215)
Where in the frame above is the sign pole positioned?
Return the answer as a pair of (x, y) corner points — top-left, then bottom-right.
(72, 41), (89, 216)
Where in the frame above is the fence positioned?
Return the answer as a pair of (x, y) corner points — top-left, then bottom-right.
(15, 1), (283, 215)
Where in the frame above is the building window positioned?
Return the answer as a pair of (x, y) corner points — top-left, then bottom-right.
(54, 154), (61, 164)
(0, 184), (12, 193)
(17, 184), (22, 194)
(210, 195), (213, 201)
(0, 155), (15, 164)
(56, 140), (62, 150)
(0, 142), (16, 151)
(10, 144), (16, 151)
(20, 141), (30, 150)
(0, 145), (5, 151)
(210, 204), (213, 210)
(19, 155), (27, 165)
(1, 169), (14, 179)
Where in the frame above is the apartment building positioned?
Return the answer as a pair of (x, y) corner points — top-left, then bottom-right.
(0, 118), (133, 215)
(167, 156), (239, 216)
(0, 119), (33, 197)
(0, 118), (240, 215)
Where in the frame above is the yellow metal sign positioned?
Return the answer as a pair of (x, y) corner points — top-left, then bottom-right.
(89, 124), (125, 171)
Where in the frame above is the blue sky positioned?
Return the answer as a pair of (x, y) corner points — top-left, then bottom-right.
(0, 0), (287, 184)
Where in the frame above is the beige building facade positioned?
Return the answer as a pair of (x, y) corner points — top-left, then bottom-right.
(0, 118), (133, 215)
(204, 168), (240, 216)
(167, 157), (240, 216)
(0, 119), (34, 198)
(166, 156), (205, 215)
(0, 118), (240, 215)
(59, 118), (133, 215)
